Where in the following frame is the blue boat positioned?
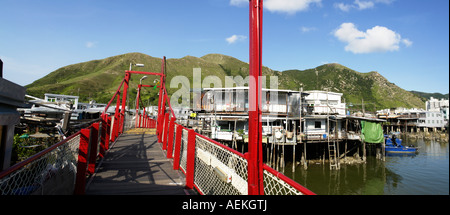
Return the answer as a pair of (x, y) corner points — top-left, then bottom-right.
(384, 134), (418, 154)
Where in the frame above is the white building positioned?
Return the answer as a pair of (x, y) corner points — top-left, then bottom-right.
(201, 87), (304, 115)
(301, 91), (347, 140)
(382, 107), (446, 130)
(197, 87), (307, 143)
(303, 90), (346, 115)
(426, 97), (449, 125)
(417, 111), (446, 128)
(44, 93), (79, 110)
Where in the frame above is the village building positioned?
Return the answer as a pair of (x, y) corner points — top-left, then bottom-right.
(426, 97), (449, 126)
(0, 61), (26, 170)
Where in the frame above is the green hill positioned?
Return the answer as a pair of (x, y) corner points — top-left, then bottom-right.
(26, 52), (426, 111)
(278, 63), (425, 112)
(410, 91), (449, 102)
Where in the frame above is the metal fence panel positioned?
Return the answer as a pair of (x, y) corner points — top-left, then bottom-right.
(0, 134), (81, 195)
(193, 135), (248, 195)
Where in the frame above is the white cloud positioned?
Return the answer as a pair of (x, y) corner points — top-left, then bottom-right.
(85, 41), (97, 48)
(334, 22), (412, 54)
(265, 0), (322, 14)
(334, 3), (352, 12)
(226, 35), (247, 44)
(354, 0), (374, 10)
(230, 0), (322, 15)
(230, 0), (248, 6)
(375, 0), (395, 4)
(300, 26), (317, 33)
(402, 39), (413, 47)
(334, 0), (392, 12)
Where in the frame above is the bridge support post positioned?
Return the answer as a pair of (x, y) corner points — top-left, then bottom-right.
(111, 93), (121, 143)
(185, 129), (196, 189)
(157, 58), (166, 142)
(105, 116), (111, 150)
(135, 84), (142, 128)
(158, 90), (167, 143)
(119, 72), (130, 134)
(87, 123), (99, 175)
(99, 114), (109, 158)
(163, 113), (170, 150)
(74, 128), (91, 195)
(247, 0), (264, 195)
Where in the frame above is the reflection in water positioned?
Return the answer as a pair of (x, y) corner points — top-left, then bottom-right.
(282, 137), (449, 195)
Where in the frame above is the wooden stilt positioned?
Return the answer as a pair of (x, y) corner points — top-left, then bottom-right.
(303, 142), (307, 170)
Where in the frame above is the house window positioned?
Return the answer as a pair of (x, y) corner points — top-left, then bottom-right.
(315, 121), (321, 129)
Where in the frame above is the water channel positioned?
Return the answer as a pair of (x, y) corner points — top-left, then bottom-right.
(282, 136), (449, 195)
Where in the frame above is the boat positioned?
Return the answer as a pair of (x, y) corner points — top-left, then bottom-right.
(384, 134), (418, 154)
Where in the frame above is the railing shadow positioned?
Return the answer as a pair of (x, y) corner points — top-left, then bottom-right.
(85, 132), (187, 195)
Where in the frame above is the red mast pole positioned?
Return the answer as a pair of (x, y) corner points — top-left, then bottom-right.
(157, 57), (166, 142)
(135, 84), (142, 128)
(247, 0), (264, 195)
(119, 72), (130, 134)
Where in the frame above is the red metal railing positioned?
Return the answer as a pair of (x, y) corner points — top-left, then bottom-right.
(157, 114), (315, 195)
(1, 0), (315, 195)
(0, 118), (108, 195)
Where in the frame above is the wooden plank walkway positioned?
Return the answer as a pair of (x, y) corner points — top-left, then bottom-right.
(85, 129), (193, 195)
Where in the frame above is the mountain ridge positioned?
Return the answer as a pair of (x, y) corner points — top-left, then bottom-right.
(25, 52), (429, 111)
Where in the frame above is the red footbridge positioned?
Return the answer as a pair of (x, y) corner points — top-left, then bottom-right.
(0, 0), (314, 195)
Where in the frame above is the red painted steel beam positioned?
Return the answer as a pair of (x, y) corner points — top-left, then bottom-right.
(163, 112), (170, 150)
(157, 57), (166, 142)
(99, 114), (109, 158)
(185, 129), (196, 189)
(247, 0), (264, 195)
(87, 122), (99, 174)
(103, 78), (125, 113)
(140, 84), (157, 88)
(126, 70), (164, 77)
(167, 117), (176, 158)
(164, 85), (176, 119)
(119, 72), (131, 134)
(111, 93), (121, 142)
(74, 128), (90, 195)
(135, 84), (142, 128)
(158, 86), (167, 143)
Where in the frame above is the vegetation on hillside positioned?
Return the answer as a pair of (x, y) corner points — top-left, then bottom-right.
(26, 52), (428, 111)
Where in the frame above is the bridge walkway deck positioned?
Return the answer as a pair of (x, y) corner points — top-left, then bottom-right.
(85, 129), (193, 195)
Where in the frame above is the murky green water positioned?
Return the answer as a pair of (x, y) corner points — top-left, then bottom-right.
(282, 137), (449, 195)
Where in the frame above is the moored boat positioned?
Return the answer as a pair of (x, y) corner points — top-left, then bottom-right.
(385, 134), (418, 154)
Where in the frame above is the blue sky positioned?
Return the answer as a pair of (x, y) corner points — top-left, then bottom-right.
(1, 0), (448, 93)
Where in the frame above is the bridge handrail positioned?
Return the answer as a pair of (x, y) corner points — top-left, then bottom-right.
(263, 164), (315, 195)
(162, 118), (315, 195)
(0, 130), (82, 180)
(0, 115), (119, 195)
(0, 130), (83, 195)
